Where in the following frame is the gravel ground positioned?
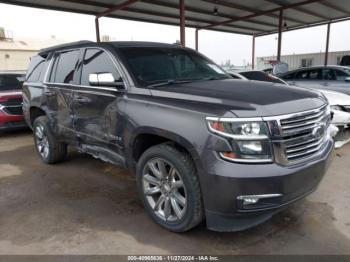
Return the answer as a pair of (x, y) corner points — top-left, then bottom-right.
(0, 130), (349, 255)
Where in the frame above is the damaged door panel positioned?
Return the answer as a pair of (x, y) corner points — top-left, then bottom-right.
(72, 48), (126, 166)
(45, 49), (80, 139)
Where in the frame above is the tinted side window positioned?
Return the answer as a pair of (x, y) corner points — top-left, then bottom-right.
(26, 55), (45, 82)
(323, 69), (336, 80)
(54, 50), (80, 84)
(38, 60), (49, 82)
(295, 69), (321, 80)
(81, 49), (120, 86)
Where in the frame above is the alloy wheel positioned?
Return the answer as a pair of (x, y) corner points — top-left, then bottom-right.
(142, 158), (187, 222)
(35, 124), (50, 159)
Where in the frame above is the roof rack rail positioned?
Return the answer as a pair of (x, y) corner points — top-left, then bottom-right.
(39, 40), (94, 55)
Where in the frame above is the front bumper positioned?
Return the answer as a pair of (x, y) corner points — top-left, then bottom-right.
(199, 139), (334, 232)
(0, 112), (27, 131)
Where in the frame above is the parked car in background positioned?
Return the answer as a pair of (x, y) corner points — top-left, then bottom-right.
(226, 70), (247, 80)
(239, 70), (286, 84)
(278, 66), (350, 95)
(24, 41), (333, 232)
(235, 70), (350, 134)
(0, 71), (27, 132)
(340, 55), (350, 66)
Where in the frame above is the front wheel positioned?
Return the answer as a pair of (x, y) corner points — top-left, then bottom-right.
(136, 144), (203, 232)
(33, 116), (67, 164)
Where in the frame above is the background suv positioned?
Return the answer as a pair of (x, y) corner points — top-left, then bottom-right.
(23, 41), (333, 232)
(0, 71), (26, 132)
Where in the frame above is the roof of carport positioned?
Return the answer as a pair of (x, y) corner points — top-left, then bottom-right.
(1, 0), (350, 36)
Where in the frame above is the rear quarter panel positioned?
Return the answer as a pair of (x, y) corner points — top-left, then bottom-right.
(22, 82), (45, 128)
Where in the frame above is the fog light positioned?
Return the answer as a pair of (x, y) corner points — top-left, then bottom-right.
(237, 194), (282, 210)
(237, 196), (260, 206)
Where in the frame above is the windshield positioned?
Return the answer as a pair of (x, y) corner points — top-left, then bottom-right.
(0, 74), (24, 91)
(117, 47), (230, 87)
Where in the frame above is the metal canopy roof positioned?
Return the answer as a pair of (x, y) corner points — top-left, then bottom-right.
(1, 0), (350, 37)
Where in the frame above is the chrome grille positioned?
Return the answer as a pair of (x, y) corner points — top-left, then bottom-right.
(280, 105), (331, 164)
(264, 104), (332, 165)
(3, 106), (23, 115)
(0, 98), (23, 116)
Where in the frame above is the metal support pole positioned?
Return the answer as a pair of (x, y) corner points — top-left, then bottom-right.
(195, 29), (199, 51)
(277, 9), (283, 62)
(325, 22), (331, 66)
(252, 35), (256, 69)
(95, 17), (101, 43)
(180, 0), (186, 46)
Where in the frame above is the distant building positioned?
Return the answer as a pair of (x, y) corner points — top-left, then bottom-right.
(257, 50), (350, 71)
(0, 28), (67, 71)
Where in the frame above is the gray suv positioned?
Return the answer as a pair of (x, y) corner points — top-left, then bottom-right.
(279, 66), (350, 95)
(23, 41), (334, 232)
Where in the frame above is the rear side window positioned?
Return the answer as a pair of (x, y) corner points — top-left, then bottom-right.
(51, 50), (80, 84)
(26, 55), (46, 82)
(80, 48), (120, 86)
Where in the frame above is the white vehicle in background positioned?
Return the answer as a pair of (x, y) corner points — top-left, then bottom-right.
(321, 90), (350, 128)
(278, 66), (350, 96)
(227, 70), (350, 147)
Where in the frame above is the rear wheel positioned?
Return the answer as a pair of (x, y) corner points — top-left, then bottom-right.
(33, 116), (67, 164)
(136, 144), (203, 232)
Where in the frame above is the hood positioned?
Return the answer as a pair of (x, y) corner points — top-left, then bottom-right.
(316, 89), (350, 106)
(150, 79), (326, 117)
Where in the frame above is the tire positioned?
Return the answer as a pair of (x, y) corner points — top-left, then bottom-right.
(33, 116), (67, 164)
(136, 143), (203, 232)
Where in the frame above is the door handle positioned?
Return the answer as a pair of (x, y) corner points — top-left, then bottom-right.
(74, 96), (91, 103)
(44, 90), (56, 97)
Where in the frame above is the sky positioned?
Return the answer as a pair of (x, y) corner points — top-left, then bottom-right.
(1, 3), (350, 66)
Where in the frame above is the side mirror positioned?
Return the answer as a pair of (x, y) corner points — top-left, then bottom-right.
(89, 73), (124, 88)
(345, 77), (350, 83)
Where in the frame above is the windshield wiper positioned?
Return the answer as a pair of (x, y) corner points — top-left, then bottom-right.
(147, 79), (193, 88)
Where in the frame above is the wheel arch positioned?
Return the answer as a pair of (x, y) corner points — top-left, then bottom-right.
(29, 106), (46, 126)
(127, 127), (203, 173)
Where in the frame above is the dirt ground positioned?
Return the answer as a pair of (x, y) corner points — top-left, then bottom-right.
(0, 130), (349, 255)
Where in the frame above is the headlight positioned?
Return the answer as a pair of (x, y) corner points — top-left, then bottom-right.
(206, 117), (273, 163)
